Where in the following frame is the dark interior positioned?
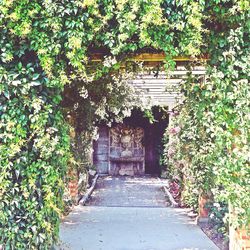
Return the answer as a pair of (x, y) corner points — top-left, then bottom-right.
(122, 107), (169, 176)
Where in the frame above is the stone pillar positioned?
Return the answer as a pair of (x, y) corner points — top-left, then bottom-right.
(93, 126), (109, 174)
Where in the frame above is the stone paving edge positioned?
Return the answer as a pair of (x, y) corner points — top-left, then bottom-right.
(158, 178), (179, 208)
(79, 174), (99, 206)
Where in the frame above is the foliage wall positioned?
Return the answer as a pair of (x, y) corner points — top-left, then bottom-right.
(165, 0), (250, 232)
(0, 62), (71, 248)
(0, 0), (204, 248)
(0, 0), (249, 248)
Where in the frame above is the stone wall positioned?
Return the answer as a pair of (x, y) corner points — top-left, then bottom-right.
(93, 124), (145, 176)
(93, 126), (109, 174)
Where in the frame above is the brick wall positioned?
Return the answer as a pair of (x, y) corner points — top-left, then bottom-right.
(229, 204), (250, 250)
(68, 170), (78, 201)
(230, 227), (250, 250)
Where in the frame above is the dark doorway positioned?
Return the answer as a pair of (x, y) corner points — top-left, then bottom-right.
(123, 107), (169, 176)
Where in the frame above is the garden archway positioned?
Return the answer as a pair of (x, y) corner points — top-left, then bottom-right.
(0, 1), (249, 249)
(90, 54), (206, 177)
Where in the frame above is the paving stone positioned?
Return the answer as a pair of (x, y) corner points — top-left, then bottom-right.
(87, 176), (169, 207)
(58, 177), (219, 250)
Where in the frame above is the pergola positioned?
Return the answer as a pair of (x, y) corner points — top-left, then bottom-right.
(91, 52), (207, 107)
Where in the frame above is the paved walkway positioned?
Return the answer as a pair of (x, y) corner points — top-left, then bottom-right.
(58, 176), (219, 250)
(87, 176), (169, 207)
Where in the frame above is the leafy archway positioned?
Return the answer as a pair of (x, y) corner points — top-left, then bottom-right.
(0, 0), (249, 248)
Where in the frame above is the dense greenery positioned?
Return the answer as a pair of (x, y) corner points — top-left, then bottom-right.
(165, 0), (249, 233)
(0, 62), (71, 248)
(0, 0), (204, 248)
(63, 68), (142, 191)
(0, 0), (249, 248)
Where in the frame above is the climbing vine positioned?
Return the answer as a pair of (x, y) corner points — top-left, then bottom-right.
(0, 0), (249, 248)
(0, 62), (71, 248)
(164, 0), (249, 233)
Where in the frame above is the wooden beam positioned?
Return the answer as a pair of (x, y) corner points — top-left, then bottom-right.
(90, 52), (208, 62)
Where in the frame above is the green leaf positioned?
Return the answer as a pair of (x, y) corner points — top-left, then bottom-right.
(30, 81), (42, 86)
(4, 90), (10, 99)
(17, 62), (22, 70)
(32, 73), (40, 80)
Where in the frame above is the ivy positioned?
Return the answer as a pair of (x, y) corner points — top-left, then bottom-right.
(0, 62), (71, 248)
(0, 0), (249, 248)
(164, 0), (249, 233)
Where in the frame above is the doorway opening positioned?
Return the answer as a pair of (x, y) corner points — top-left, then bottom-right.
(93, 106), (169, 176)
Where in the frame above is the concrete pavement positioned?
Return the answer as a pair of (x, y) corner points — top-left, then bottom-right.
(87, 176), (169, 207)
(57, 176), (219, 250)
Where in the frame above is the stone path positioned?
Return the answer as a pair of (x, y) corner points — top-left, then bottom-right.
(87, 176), (169, 207)
(58, 176), (219, 250)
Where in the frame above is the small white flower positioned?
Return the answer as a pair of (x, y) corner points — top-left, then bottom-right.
(213, 202), (220, 208)
(217, 71), (224, 79)
(79, 88), (88, 99)
(103, 56), (117, 67)
(74, 103), (79, 110)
